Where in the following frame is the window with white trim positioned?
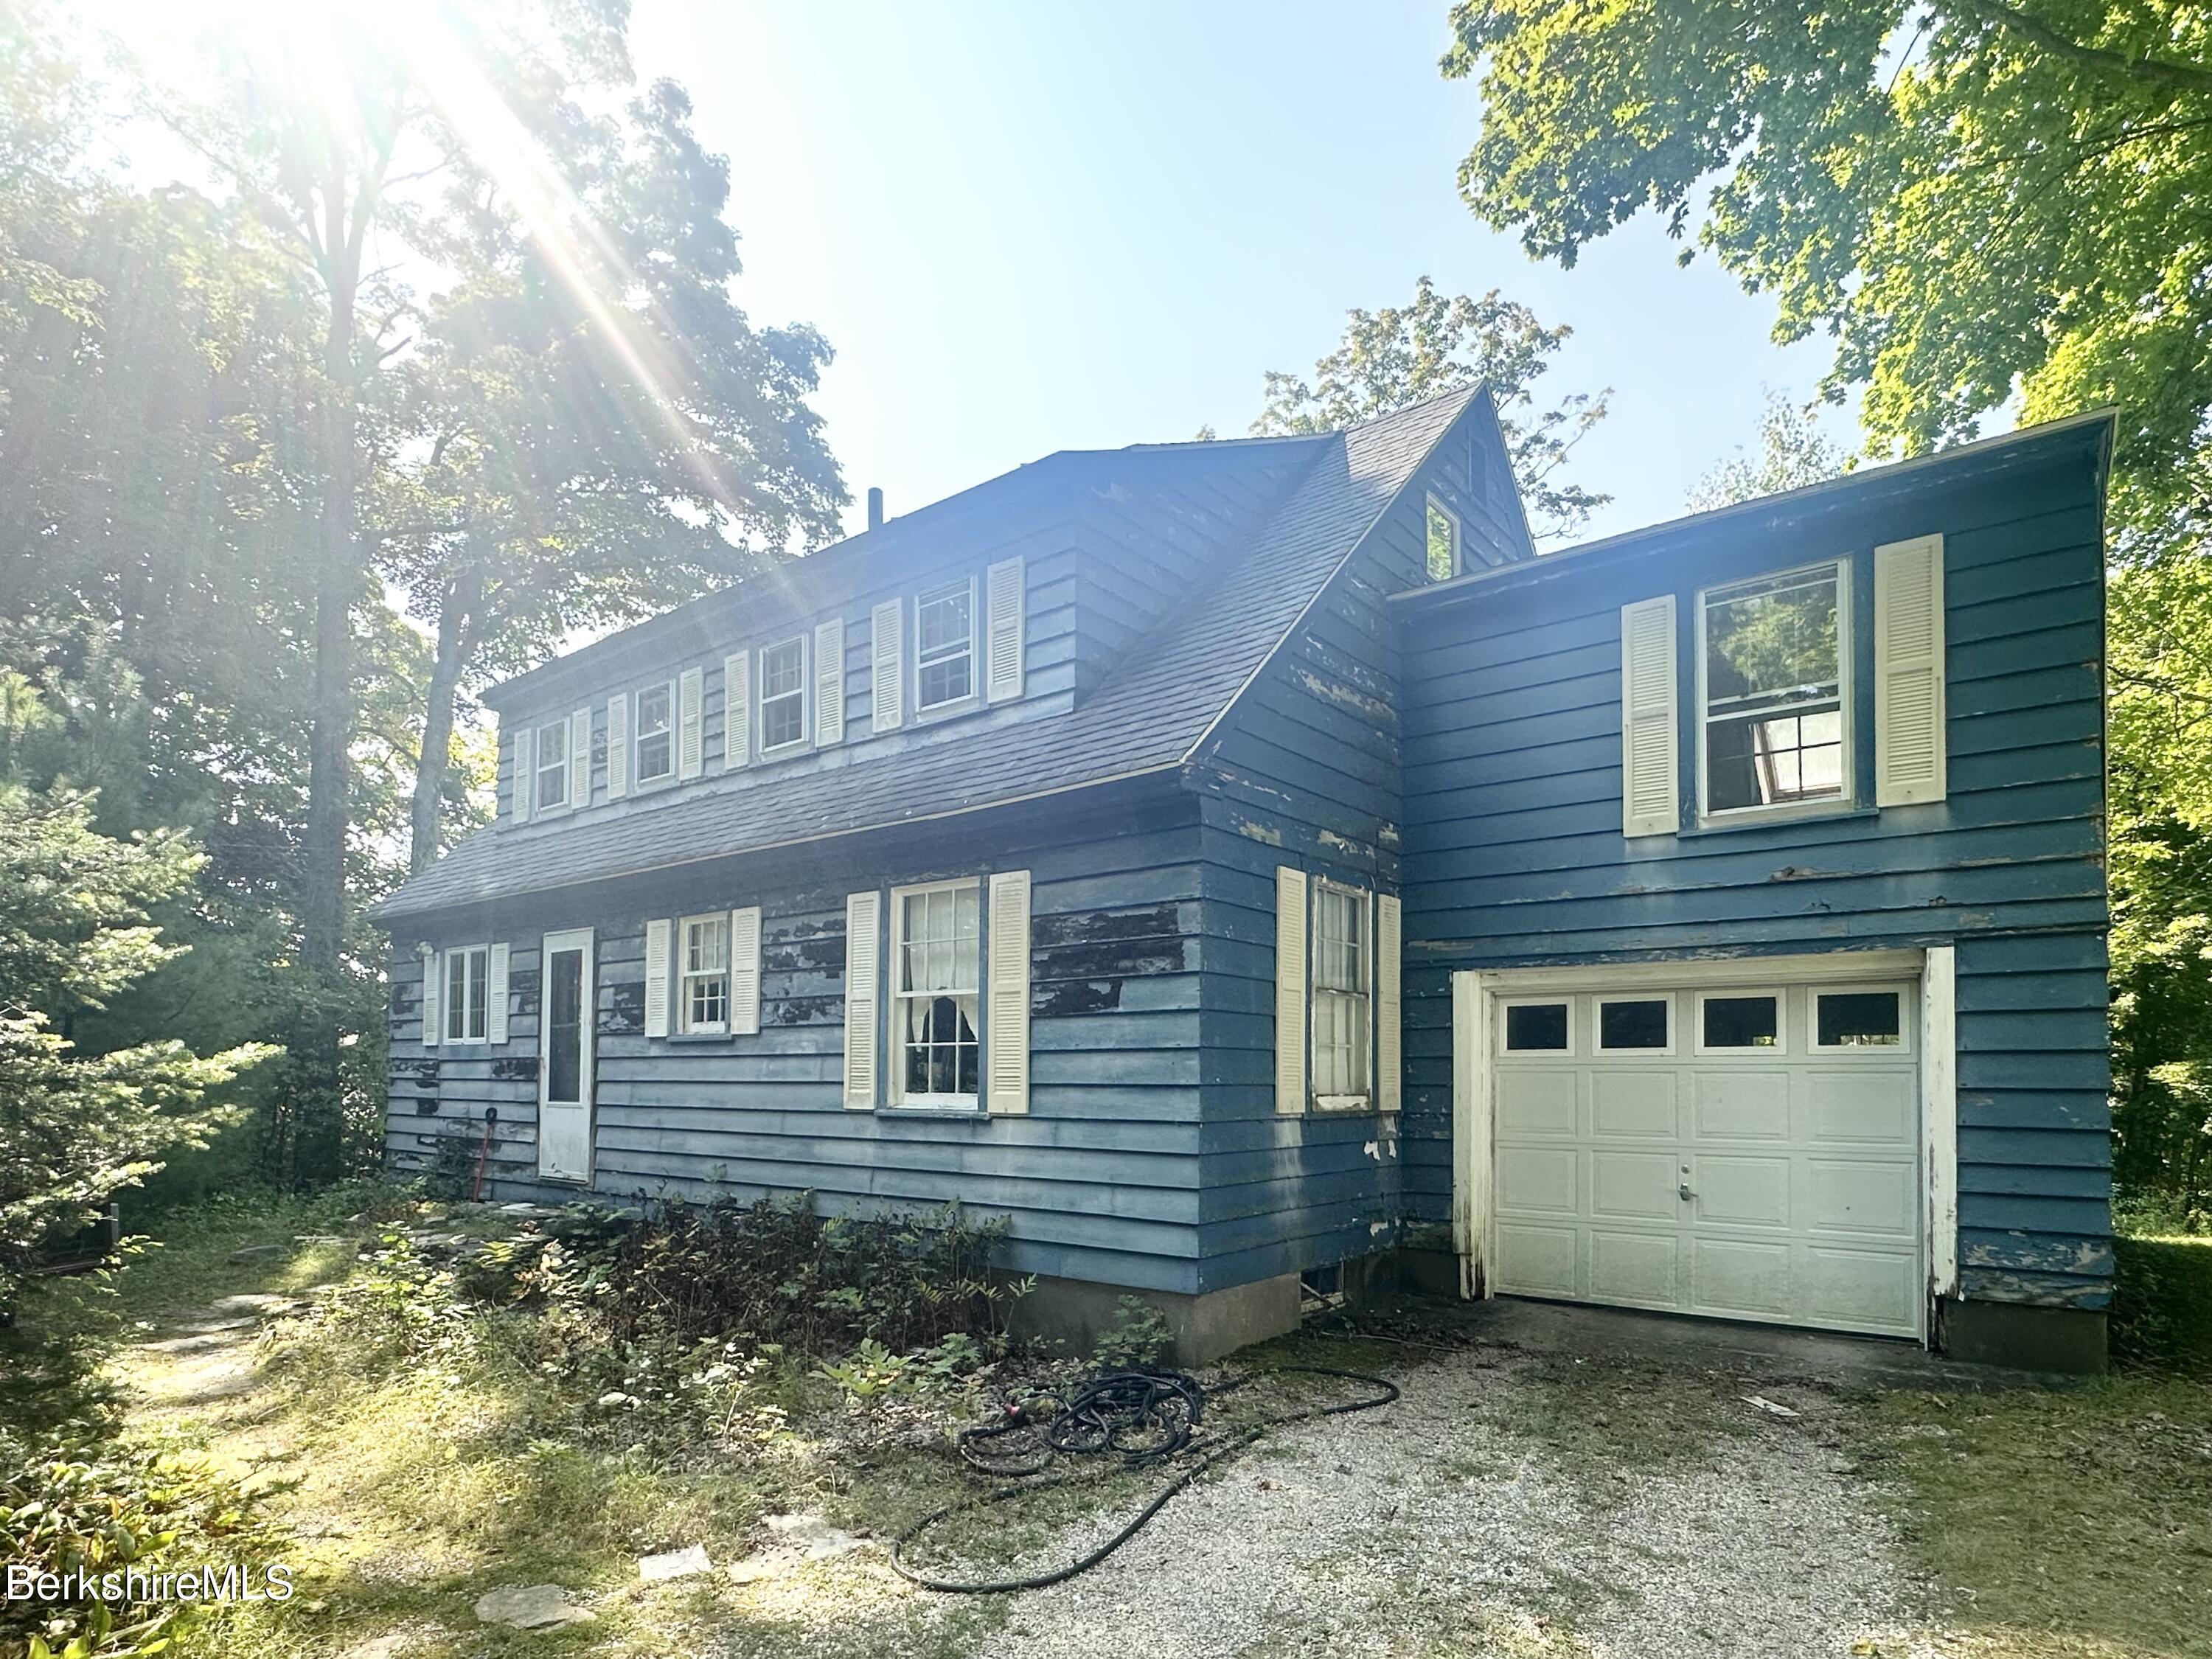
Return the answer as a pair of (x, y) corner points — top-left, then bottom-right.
(533, 719), (570, 811)
(1425, 495), (1461, 582)
(678, 913), (729, 1034)
(916, 580), (974, 711)
(1311, 880), (1371, 1108)
(891, 879), (980, 1106)
(636, 683), (673, 784)
(444, 945), (490, 1043)
(1700, 562), (1849, 816)
(760, 636), (807, 752)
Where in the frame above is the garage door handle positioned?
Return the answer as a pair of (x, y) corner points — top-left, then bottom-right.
(1678, 1181), (1695, 1201)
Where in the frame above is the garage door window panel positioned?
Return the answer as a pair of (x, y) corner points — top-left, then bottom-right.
(1814, 988), (1908, 1051)
(1699, 563), (1851, 821)
(1502, 999), (1572, 1054)
(1595, 995), (1673, 1054)
(1697, 992), (1784, 1054)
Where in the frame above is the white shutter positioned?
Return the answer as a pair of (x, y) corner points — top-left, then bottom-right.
(1620, 596), (1680, 838)
(510, 726), (532, 824)
(728, 905), (762, 1036)
(643, 918), (672, 1039)
(569, 708), (590, 808)
(986, 557), (1025, 703)
(871, 599), (904, 731)
(1876, 534), (1948, 807)
(723, 650), (750, 770)
(487, 943), (510, 1046)
(1376, 894), (1401, 1113)
(606, 695), (630, 799)
(814, 619), (845, 746)
(843, 891), (880, 1107)
(987, 869), (1032, 1114)
(678, 667), (703, 779)
(1276, 866), (1307, 1116)
(420, 947), (442, 1047)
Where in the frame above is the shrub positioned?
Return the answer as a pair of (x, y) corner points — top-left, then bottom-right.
(1093, 1295), (1174, 1369)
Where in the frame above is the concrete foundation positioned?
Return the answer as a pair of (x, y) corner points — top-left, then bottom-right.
(1009, 1271), (1302, 1366)
(1937, 1297), (2108, 1374)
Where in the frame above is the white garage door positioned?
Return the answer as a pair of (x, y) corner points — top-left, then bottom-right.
(1489, 978), (1924, 1339)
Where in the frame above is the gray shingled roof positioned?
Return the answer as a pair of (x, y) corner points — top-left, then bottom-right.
(374, 389), (1477, 919)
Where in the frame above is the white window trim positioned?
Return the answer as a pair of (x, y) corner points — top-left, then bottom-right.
(1425, 493), (1463, 582)
(758, 634), (810, 757)
(886, 876), (984, 1111)
(633, 681), (678, 790)
(1691, 989), (1790, 1056)
(1810, 983), (1915, 1054)
(442, 945), (492, 1045)
(1309, 877), (1374, 1113)
(914, 574), (980, 717)
(1498, 995), (1575, 1057)
(1592, 992), (1677, 1056)
(532, 717), (574, 816)
(676, 911), (731, 1037)
(1694, 557), (1855, 828)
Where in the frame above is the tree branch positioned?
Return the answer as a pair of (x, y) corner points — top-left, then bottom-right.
(1949, 0), (2212, 95)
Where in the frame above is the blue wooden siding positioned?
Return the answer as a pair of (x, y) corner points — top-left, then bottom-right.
(1391, 437), (2111, 1309)
(1180, 398), (1521, 1290)
(387, 782), (1219, 1291)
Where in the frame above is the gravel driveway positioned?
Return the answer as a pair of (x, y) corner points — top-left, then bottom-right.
(721, 1340), (1932, 1659)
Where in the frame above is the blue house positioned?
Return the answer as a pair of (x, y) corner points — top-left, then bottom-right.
(373, 390), (2113, 1371)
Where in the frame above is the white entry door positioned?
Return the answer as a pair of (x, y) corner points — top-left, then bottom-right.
(538, 929), (596, 1183)
(1487, 977), (1924, 1338)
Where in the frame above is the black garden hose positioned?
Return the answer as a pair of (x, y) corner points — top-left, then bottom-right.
(889, 1363), (1399, 1594)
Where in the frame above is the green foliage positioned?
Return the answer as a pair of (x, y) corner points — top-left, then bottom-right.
(1253, 276), (1610, 540)
(0, 1438), (276, 1659)
(1687, 389), (1852, 510)
(1092, 1294), (1173, 1369)
(0, 784), (273, 1308)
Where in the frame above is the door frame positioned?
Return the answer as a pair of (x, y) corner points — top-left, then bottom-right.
(538, 927), (597, 1184)
(1450, 946), (1955, 1342)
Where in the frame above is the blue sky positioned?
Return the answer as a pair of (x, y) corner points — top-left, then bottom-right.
(630, 1), (1853, 546)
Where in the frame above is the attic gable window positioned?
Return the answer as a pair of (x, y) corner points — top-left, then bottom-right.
(760, 636), (807, 751)
(1426, 495), (1461, 582)
(1699, 562), (1850, 817)
(635, 683), (674, 784)
(534, 720), (570, 811)
(916, 580), (974, 711)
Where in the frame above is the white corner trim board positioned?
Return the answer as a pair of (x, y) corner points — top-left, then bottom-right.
(1921, 945), (1960, 1300)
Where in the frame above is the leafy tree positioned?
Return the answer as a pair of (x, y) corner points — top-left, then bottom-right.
(1444, 0), (2212, 1214)
(1688, 390), (1851, 511)
(0, 768), (274, 1310)
(1253, 276), (1610, 540)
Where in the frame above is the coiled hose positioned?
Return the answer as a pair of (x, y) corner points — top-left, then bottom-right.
(889, 1363), (1399, 1594)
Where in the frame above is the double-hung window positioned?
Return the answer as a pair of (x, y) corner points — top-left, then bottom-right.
(678, 913), (729, 1034)
(891, 879), (981, 1106)
(1310, 880), (1372, 1109)
(533, 719), (570, 811)
(760, 636), (807, 752)
(1700, 562), (1849, 817)
(444, 945), (490, 1043)
(916, 580), (974, 711)
(635, 683), (674, 785)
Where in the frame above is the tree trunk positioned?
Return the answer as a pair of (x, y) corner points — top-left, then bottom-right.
(293, 177), (366, 1188)
(410, 570), (481, 872)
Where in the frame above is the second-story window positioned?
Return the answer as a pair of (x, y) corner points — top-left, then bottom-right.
(917, 581), (973, 711)
(534, 719), (570, 811)
(760, 637), (807, 751)
(636, 683), (673, 785)
(1700, 562), (1848, 816)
